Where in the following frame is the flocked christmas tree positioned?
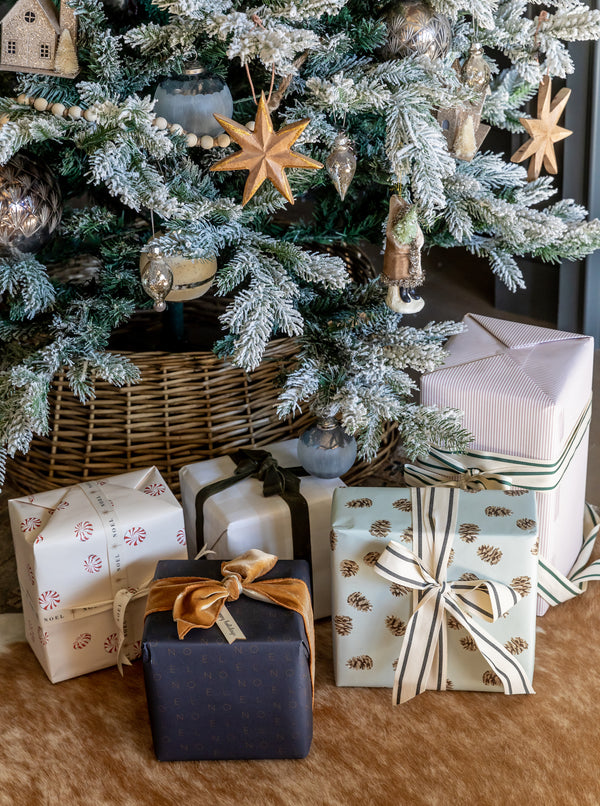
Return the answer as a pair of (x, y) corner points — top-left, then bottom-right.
(1, 0), (600, 486)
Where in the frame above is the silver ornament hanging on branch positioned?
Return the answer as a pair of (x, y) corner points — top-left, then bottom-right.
(380, 195), (424, 314)
(139, 233), (218, 312)
(381, 0), (452, 61)
(140, 246), (173, 312)
(0, 154), (62, 252)
(325, 133), (357, 201)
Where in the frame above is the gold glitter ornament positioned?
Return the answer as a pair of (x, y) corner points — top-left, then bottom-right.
(381, 0), (452, 61)
(210, 92), (323, 206)
(0, 0), (79, 78)
(325, 134), (357, 201)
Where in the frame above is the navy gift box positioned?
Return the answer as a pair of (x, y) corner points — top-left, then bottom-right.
(142, 558), (313, 761)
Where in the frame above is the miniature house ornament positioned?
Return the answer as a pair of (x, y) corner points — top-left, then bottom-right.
(0, 0), (79, 78)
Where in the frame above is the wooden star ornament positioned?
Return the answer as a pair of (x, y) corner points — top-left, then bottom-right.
(210, 92), (323, 205)
(510, 75), (572, 181)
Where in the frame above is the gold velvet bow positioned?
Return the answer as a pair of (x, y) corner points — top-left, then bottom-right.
(145, 549), (315, 696)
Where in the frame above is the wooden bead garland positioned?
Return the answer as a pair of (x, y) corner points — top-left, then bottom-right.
(9, 93), (253, 150)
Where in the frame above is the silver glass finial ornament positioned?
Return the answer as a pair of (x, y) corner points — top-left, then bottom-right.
(326, 134), (357, 201)
(297, 417), (357, 479)
(461, 43), (491, 93)
(140, 246), (174, 312)
(153, 62), (234, 138)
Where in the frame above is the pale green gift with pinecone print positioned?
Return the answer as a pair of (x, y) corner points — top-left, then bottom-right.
(331, 486), (538, 704)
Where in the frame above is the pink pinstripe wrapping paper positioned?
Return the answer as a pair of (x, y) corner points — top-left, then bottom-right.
(420, 314), (594, 616)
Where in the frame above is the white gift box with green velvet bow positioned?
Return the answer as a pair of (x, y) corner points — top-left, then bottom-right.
(331, 486), (539, 700)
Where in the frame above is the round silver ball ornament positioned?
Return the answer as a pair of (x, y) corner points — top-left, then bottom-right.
(381, 0), (452, 61)
(153, 62), (234, 138)
(297, 417), (357, 479)
(0, 154), (62, 252)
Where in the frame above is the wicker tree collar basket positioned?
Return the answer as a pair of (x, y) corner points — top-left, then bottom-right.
(8, 244), (397, 495)
(8, 340), (397, 495)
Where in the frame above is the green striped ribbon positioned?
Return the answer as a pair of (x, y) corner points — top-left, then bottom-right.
(403, 399), (598, 606)
(537, 503), (600, 606)
(403, 399), (592, 493)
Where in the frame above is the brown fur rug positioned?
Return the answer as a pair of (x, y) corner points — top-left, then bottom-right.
(1, 565), (599, 806)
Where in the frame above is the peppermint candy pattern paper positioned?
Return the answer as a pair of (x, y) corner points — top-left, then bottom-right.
(331, 486), (538, 692)
(9, 467), (186, 683)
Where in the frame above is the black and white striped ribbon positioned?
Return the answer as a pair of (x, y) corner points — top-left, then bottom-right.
(374, 488), (535, 705)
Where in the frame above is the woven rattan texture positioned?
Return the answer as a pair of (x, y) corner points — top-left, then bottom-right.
(8, 340), (397, 495)
(7, 244), (397, 494)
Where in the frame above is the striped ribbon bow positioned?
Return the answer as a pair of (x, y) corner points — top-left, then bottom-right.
(374, 488), (535, 705)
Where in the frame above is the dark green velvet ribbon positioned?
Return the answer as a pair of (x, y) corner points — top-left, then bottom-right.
(194, 449), (312, 588)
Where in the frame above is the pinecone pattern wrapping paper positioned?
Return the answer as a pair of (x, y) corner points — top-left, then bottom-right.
(331, 486), (538, 693)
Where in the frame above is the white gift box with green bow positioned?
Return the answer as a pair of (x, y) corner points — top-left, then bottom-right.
(331, 486), (538, 703)
(409, 314), (594, 617)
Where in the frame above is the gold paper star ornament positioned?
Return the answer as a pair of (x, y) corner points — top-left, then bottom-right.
(210, 92), (323, 205)
(511, 75), (572, 181)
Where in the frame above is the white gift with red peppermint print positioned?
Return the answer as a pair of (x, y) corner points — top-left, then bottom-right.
(9, 467), (186, 683)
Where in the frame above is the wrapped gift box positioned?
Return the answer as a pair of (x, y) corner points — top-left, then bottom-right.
(9, 468), (186, 683)
(331, 486), (538, 697)
(419, 314), (593, 616)
(179, 439), (344, 619)
(142, 557), (313, 761)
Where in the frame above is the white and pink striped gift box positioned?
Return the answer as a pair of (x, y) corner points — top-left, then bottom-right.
(420, 314), (593, 616)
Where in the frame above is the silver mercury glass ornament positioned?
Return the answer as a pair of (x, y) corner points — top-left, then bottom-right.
(325, 134), (357, 201)
(0, 154), (62, 252)
(140, 246), (174, 312)
(297, 416), (357, 479)
(381, 0), (452, 61)
(461, 43), (491, 93)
